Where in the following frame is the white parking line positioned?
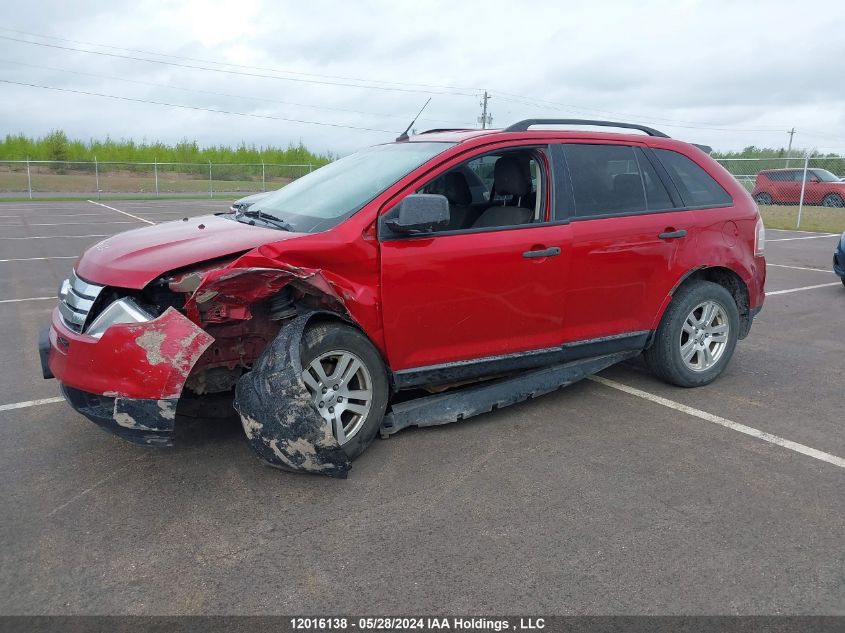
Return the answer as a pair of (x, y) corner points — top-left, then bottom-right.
(0, 256), (77, 262)
(0, 297), (54, 303)
(0, 397), (64, 412)
(766, 282), (842, 296)
(25, 221), (140, 227)
(767, 228), (831, 234)
(768, 234), (838, 242)
(767, 263), (833, 273)
(87, 200), (155, 225)
(0, 235), (110, 240)
(0, 213), (111, 218)
(589, 376), (845, 469)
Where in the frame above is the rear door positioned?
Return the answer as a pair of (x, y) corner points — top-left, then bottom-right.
(379, 146), (572, 372)
(555, 142), (694, 343)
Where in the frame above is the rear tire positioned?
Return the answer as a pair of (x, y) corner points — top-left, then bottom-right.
(300, 322), (389, 460)
(822, 193), (844, 208)
(754, 192), (773, 205)
(644, 281), (740, 388)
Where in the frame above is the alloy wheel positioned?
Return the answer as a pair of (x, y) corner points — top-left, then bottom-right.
(302, 350), (373, 445)
(679, 300), (730, 372)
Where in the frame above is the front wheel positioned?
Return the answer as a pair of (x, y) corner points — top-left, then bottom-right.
(300, 322), (389, 460)
(754, 192), (773, 205)
(644, 281), (740, 388)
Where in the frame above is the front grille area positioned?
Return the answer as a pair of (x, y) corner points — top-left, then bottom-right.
(58, 270), (105, 333)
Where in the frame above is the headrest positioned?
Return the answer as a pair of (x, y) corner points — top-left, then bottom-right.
(444, 171), (472, 206)
(494, 156), (530, 197)
(613, 173), (642, 197)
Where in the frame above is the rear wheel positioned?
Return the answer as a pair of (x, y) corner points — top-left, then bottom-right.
(300, 322), (388, 460)
(822, 193), (844, 208)
(644, 281), (740, 388)
(753, 192), (773, 205)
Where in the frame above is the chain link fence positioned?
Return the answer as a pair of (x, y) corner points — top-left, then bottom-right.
(2, 155), (844, 230)
(0, 160), (315, 199)
(715, 155), (845, 229)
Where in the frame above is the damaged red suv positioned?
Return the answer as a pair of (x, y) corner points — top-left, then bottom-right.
(39, 119), (766, 476)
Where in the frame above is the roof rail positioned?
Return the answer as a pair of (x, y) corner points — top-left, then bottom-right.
(504, 119), (670, 138)
(419, 128), (475, 135)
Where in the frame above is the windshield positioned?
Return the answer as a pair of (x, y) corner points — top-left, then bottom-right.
(243, 142), (454, 233)
(812, 169), (841, 182)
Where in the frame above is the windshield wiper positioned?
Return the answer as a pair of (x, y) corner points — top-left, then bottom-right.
(240, 209), (295, 231)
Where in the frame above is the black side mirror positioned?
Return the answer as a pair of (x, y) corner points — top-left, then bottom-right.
(386, 194), (450, 234)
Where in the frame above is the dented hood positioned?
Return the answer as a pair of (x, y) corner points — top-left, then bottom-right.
(75, 214), (302, 288)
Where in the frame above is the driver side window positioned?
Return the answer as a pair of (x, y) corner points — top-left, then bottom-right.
(417, 148), (548, 232)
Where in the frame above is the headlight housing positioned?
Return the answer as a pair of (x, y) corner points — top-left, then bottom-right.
(85, 298), (153, 339)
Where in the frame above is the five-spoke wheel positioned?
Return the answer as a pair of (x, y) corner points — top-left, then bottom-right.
(645, 281), (740, 387)
(299, 322), (389, 459)
(302, 350), (373, 446)
(679, 301), (730, 372)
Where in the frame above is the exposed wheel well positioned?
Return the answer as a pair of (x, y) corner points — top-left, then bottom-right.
(672, 267), (752, 338)
(297, 307), (397, 391)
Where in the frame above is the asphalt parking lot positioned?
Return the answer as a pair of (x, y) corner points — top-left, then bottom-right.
(0, 200), (843, 615)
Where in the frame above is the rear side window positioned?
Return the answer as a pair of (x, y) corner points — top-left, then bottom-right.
(654, 149), (732, 207)
(562, 144), (675, 217)
(636, 148), (674, 211)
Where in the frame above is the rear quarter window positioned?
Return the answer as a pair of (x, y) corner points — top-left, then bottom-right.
(654, 149), (732, 207)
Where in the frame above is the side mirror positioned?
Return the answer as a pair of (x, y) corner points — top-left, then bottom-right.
(386, 194), (450, 234)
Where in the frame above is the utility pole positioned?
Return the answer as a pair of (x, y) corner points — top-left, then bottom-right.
(785, 127), (796, 166)
(478, 90), (492, 129)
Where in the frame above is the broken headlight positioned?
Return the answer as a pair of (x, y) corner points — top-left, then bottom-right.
(85, 298), (154, 339)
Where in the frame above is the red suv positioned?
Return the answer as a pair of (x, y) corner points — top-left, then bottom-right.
(752, 168), (845, 207)
(38, 119), (766, 476)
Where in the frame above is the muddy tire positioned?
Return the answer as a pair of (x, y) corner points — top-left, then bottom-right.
(644, 281), (739, 388)
(300, 322), (389, 460)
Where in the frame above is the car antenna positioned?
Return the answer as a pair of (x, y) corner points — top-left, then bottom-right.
(395, 98), (431, 142)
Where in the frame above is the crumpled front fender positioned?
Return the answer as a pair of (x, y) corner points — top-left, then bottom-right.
(234, 312), (351, 478)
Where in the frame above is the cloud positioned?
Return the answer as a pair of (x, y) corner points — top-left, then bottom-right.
(1, 0), (844, 155)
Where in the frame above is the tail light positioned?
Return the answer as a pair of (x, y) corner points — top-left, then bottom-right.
(754, 217), (765, 256)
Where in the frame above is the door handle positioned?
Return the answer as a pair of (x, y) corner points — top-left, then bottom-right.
(658, 229), (687, 240)
(522, 246), (561, 258)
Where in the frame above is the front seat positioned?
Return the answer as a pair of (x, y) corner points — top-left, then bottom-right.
(472, 156), (534, 228)
(443, 171), (473, 230)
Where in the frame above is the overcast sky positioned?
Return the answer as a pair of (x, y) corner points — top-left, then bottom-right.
(1, 0), (844, 156)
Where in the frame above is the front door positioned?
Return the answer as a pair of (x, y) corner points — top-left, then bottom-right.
(379, 146), (571, 372)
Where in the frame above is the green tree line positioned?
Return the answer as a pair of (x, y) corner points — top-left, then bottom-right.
(0, 130), (333, 166)
(713, 146), (845, 178)
(712, 146), (841, 160)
